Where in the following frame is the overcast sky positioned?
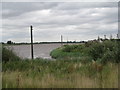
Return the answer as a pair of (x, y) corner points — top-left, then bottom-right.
(1, 2), (118, 43)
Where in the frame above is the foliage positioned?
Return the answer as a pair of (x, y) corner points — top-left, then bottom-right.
(51, 40), (120, 64)
(87, 40), (120, 63)
(2, 59), (118, 88)
(50, 45), (86, 60)
(7, 41), (13, 44)
(2, 46), (20, 63)
(2, 40), (119, 88)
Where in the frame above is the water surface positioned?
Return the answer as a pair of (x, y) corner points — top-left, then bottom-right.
(7, 43), (82, 59)
(8, 44), (61, 59)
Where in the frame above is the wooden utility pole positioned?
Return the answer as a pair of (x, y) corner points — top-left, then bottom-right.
(61, 35), (63, 46)
(30, 25), (34, 59)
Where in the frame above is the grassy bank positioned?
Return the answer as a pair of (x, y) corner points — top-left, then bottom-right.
(50, 40), (120, 63)
(2, 40), (119, 88)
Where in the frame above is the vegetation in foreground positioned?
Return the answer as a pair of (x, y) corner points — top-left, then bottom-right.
(2, 40), (119, 88)
(50, 40), (120, 64)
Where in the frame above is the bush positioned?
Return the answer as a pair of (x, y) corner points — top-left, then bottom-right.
(88, 43), (104, 60)
(50, 40), (120, 64)
(62, 45), (85, 52)
(101, 50), (115, 64)
(87, 40), (120, 63)
(2, 46), (20, 63)
(62, 45), (78, 52)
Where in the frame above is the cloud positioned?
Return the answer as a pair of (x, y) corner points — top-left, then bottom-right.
(2, 2), (118, 43)
(2, 2), (58, 18)
(2, 0), (119, 2)
(53, 2), (118, 10)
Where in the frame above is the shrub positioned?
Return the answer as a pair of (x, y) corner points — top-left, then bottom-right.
(62, 45), (77, 52)
(51, 39), (120, 63)
(88, 43), (104, 60)
(101, 50), (114, 64)
(2, 46), (20, 63)
(62, 45), (84, 52)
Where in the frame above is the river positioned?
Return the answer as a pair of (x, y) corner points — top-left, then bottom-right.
(7, 43), (82, 59)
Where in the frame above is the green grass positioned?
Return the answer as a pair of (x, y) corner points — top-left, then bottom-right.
(51, 40), (120, 64)
(2, 60), (118, 88)
(2, 59), (118, 88)
(50, 45), (89, 61)
(2, 40), (119, 88)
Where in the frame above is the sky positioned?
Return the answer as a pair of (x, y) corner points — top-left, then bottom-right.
(1, 1), (119, 43)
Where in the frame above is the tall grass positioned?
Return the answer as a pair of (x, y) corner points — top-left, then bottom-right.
(3, 71), (97, 88)
(2, 61), (118, 88)
(2, 40), (119, 88)
(2, 59), (118, 88)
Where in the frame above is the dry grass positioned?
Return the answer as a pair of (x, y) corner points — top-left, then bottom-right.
(101, 63), (118, 88)
(2, 40), (119, 88)
(2, 71), (97, 88)
(2, 63), (118, 88)
(0, 72), (2, 89)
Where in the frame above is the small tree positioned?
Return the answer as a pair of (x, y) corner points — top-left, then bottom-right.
(7, 41), (13, 44)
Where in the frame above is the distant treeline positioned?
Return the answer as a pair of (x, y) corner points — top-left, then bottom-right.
(1, 41), (87, 45)
(1, 39), (120, 45)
